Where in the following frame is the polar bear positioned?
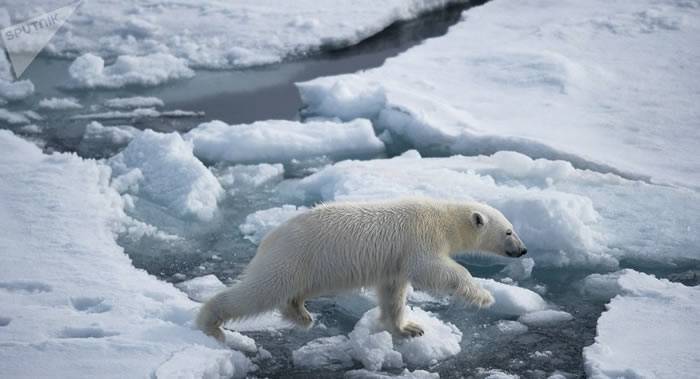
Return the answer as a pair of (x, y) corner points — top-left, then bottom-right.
(197, 198), (527, 341)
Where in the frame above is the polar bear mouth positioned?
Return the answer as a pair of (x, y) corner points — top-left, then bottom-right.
(506, 248), (527, 258)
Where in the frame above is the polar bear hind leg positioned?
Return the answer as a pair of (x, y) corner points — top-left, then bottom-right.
(280, 296), (313, 328)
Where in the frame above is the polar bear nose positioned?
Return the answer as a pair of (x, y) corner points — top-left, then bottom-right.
(520, 248), (528, 256)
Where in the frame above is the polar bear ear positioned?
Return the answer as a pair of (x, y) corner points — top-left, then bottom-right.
(471, 211), (487, 228)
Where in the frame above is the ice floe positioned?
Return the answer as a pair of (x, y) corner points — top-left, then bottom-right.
(104, 96), (165, 109)
(297, 0), (700, 188)
(0, 130), (253, 378)
(68, 53), (194, 88)
(37, 97), (82, 110)
(185, 118), (384, 164)
(583, 269), (700, 378)
(239, 205), (309, 245)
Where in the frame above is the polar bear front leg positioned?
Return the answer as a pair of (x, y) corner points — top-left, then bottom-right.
(281, 296), (313, 329)
(410, 256), (494, 308)
(377, 279), (424, 338)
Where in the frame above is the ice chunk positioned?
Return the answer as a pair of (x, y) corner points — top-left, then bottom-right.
(109, 130), (223, 221)
(72, 108), (203, 121)
(68, 53), (194, 88)
(79, 121), (141, 156)
(0, 130), (252, 378)
(38, 97), (82, 110)
(583, 270), (700, 378)
(0, 54), (34, 102)
(294, 306), (461, 371)
(500, 258), (535, 281)
(475, 278), (548, 316)
(174, 274), (226, 302)
(239, 205), (309, 244)
(495, 320), (528, 335)
(518, 310), (573, 327)
(104, 96), (165, 109)
(214, 163), (284, 193)
(0, 108), (30, 124)
(184, 119), (384, 164)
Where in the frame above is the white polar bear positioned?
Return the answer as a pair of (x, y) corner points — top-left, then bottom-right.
(197, 198), (527, 341)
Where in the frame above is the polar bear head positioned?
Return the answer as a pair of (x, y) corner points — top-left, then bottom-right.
(467, 204), (527, 258)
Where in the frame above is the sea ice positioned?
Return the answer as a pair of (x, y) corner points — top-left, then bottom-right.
(68, 53), (194, 88)
(109, 130), (223, 221)
(37, 97), (82, 110)
(583, 269), (700, 378)
(239, 205), (309, 245)
(297, 0), (700, 188)
(184, 118), (384, 164)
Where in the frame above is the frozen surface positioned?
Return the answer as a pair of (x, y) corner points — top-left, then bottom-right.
(0, 130), (252, 378)
(282, 151), (699, 266)
(214, 163), (284, 195)
(475, 278), (547, 316)
(583, 269), (700, 378)
(109, 129), (223, 221)
(345, 369), (439, 379)
(5, 0), (469, 70)
(297, 0), (700, 188)
(68, 53), (194, 88)
(294, 306), (461, 371)
(184, 118), (384, 164)
(104, 96), (165, 109)
(517, 310), (573, 327)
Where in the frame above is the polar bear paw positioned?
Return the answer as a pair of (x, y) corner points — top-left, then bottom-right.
(399, 321), (425, 338)
(470, 288), (495, 309)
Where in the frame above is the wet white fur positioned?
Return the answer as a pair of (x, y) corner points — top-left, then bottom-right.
(197, 198), (523, 340)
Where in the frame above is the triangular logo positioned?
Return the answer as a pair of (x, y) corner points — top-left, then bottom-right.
(1, 1), (82, 79)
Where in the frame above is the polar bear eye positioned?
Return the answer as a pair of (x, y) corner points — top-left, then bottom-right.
(506, 230), (512, 236)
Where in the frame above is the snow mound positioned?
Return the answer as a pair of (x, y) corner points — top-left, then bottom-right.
(109, 130), (223, 221)
(518, 310), (573, 327)
(476, 278), (548, 316)
(79, 121), (141, 156)
(583, 269), (700, 379)
(0, 130), (253, 378)
(174, 275), (226, 303)
(294, 306), (461, 371)
(68, 53), (194, 88)
(184, 119), (384, 164)
(239, 205), (309, 245)
(38, 97), (82, 110)
(296, 0), (700, 188)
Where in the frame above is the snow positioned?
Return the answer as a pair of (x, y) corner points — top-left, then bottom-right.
(7, 0), (470, 70)
(345, 369), (439, 379)
(294, 306), (461, 371)
(109, 129), (223, 221)
(239, 205), (309, 245)
(0, 130), (252, 378)
(282, 151), (700, 267)
(38, 97), (82, 110)
(104, 96), (164, 109)
(517, 310), (573, 327)
(184, 119), (384, 164)
(68, 53), (194, 88)
(583, 269), (700, 379)
(297, 0), (700, 189)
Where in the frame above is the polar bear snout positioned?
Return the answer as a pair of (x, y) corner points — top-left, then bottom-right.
(506, 246), (528, 257)
(504, 230), (527, 258)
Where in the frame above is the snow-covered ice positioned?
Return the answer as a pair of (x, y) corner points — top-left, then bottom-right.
(6, 0), (470, 70)
(109, 129), (223, 221)
(297, 0), (700, 188)
(0, 54), (34, 102)
(104, 96), (165, 109)
(214, 163), (284, 194)
(294, 306), (462, 371)
(174, 274), (227, 303)
(78, 121), (141, 156)
(0, 130), (253, 378)
(184, 118), (384, 164)
(475, 278), (547, 316)
(583, 269), (700, 378)
(68, 53), (194, 88)
(71, 107), (203, 121)
(517, 310), (573, 327)
(37, 97), (82, 110)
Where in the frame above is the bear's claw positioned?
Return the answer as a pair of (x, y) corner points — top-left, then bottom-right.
(400, 321), (425, 338)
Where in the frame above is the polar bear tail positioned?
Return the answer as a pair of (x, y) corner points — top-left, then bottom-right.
(196, 279), (278, 341)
